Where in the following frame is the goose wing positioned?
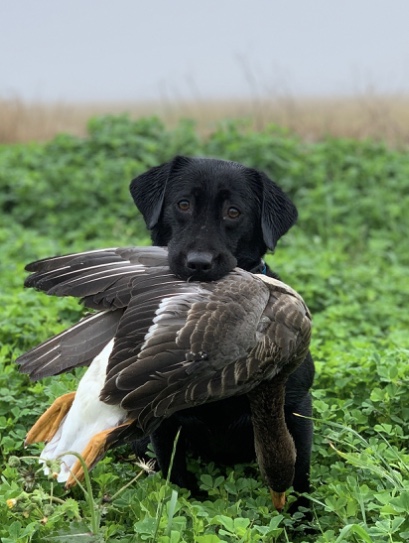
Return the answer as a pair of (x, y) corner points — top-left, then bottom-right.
(100, 269), (311, 435)
(16, 311), (121, 380)
(17, 246), (171, 378)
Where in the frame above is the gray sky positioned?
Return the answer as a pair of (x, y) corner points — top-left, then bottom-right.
(1, 0), (409, 102)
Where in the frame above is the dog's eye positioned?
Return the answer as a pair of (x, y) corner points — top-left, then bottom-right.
(227, 207), (240, 219)
(177, 200), (191, 212)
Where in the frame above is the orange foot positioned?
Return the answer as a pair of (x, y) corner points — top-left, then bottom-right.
(65, 422), (131, 489)
(25, 392), (76, 446)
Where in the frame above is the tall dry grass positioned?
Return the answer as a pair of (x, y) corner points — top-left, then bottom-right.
(1, 94), (409, 145)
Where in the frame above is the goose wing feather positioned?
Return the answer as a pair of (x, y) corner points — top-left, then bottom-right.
(16, 311), (121, 380)
(24, 246), (170, 310)
(25, 246), (168, 273)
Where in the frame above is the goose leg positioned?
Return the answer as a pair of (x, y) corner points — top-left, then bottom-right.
(65, 421), (132, 489)
(25, 392), (76, 445)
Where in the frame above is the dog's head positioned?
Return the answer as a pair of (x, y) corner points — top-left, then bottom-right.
(130, 156), (297, 281)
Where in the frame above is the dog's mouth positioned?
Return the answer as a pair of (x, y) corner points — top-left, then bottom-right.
(169, 250), (237, 282)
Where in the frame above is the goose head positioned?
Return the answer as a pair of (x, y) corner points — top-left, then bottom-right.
(248, 377), (296, 511)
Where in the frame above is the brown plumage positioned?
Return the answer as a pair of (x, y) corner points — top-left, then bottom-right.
(17, 246), (311, 509)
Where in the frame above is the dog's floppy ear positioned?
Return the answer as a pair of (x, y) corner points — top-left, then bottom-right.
(258, 172), (298, 250)
(130, 156), (190, 229)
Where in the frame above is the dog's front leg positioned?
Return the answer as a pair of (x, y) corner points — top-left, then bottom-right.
(150, 417), (200, 494)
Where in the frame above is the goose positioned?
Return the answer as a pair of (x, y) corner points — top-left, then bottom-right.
(16, 246), (311, 511)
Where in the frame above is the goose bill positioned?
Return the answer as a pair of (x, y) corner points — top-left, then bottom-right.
(270, 488), (286, 511)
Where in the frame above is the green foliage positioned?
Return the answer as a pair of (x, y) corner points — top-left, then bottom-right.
(1, 115), (408, 541)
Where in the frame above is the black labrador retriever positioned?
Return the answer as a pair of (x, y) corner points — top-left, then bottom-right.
(130, 155), (314, 510)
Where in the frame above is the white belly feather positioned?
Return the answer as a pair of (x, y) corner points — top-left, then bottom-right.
(40, 339), (126, 482)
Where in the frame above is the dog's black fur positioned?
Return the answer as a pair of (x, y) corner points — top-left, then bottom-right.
(130, 156), (314, 510)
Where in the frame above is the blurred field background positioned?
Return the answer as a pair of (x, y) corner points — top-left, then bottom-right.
(1, 113), (409, 542)
(2, 93), (409, 146)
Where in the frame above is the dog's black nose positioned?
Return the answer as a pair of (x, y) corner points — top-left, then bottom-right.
(186, 251), (214, 274)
